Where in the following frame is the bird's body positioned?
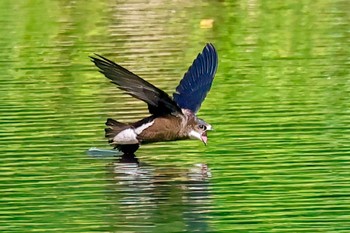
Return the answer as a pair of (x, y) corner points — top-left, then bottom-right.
(134, 114), (188, 143)
(91, 43), (218, 155)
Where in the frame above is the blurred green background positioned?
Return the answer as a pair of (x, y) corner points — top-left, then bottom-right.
(0, 0), (349, 232)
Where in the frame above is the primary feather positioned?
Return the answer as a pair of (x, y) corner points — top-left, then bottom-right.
(173, 43), (218, 113)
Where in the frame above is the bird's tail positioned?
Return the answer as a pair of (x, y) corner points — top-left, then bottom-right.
(105, 118), (129, 144)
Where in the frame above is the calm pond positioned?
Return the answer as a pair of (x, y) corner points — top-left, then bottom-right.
(1, 0), (349, 232)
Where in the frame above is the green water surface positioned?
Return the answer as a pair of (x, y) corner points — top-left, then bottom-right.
(1, 0), (349, 232)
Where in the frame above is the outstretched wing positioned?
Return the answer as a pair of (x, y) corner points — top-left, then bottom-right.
(173, 43), (218, 113)
(91, 55), (182, 116)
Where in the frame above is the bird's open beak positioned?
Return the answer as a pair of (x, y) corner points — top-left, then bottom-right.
(201, 132), (208, 145)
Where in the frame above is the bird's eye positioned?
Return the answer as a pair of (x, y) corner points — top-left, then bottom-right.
(199, 124), (207, 130)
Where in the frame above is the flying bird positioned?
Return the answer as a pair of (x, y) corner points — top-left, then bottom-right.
(91, 43), (218, 155)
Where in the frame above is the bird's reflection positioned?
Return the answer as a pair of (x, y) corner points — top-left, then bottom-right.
(117, 153), (139, 164)
(104, 153), (212, 233)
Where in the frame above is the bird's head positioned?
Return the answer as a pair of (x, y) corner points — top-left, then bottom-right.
(188, 118), (212, 145)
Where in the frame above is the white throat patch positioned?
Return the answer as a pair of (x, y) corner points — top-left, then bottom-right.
(189, 130), (202, 141)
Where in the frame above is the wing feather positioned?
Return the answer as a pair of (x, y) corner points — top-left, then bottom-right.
(91, 55), (182, 116)
(173, 43), (218, 113)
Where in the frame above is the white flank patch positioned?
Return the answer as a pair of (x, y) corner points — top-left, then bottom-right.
(134, 120), (154, 135)
(113, 128), (138, 144)
(189, 130), (201, 141)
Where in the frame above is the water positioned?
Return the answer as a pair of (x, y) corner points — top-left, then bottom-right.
(1, 0), (349, 232)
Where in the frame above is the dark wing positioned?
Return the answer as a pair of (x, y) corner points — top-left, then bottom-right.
(91, 55), (182, 116)
(173, 43), (218, 113)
